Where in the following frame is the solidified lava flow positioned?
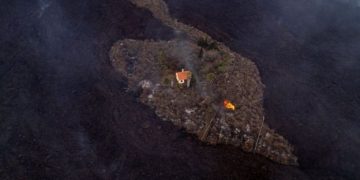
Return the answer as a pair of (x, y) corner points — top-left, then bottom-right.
(164, 0), (360, 179)
(5, 0), (360, 179)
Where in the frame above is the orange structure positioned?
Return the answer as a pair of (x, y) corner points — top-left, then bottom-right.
(224, 99), (235, 110)
(175, 69), (192, 87)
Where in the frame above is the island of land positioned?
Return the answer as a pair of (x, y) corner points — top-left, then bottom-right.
(110, 0), (298, 165)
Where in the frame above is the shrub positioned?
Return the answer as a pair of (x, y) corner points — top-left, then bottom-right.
(157, 50), (168, 70)
(206, 72), (216, 82)
(216, 64), (226, 73)
(197, 37), (218, 50)
(198, 48), (204, 58)
(163, 77), (170, 85)
(157, 51), (179, 71)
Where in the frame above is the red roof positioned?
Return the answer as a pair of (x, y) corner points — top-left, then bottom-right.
(176, 71), (190, 80)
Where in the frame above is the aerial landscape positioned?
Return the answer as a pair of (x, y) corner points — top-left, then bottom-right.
(1, 0), (359, 179)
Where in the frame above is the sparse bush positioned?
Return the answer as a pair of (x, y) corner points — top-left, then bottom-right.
(197, 37), (218, 50)
(206, 72), (216, 82)
(221, 51), (231, 63)
(157, 50), (168, 70)
(190, 76), (196, 86)
(203, 50), (220, 63)
(163, 77), (170, 85)
(217, 65), (226, 73)
(205, 55), (216, 63)
(157, 51), (180, 71)
(215, 62), (227, 73)
(198, 48), (204, 58)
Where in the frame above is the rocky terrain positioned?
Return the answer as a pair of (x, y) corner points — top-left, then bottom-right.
(111, 38), (297, 165)
(2, 0), (358, 178)
(164, 0), (360, 179)
(110, 0), (297, 165)
(1, 0), (309, 179)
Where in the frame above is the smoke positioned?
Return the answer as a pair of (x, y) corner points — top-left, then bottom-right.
(164, 0), (360, 178)
(171, 35), (210, 97)
(263, 0), (360, 178)
(1, 0), (185, 178)
(258, 0), (360, 177)
(37, 0), (51, 18)
(0, 0), (102, 178)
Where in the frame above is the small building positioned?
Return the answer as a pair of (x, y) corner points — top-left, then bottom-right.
(175, 69), (192, 87)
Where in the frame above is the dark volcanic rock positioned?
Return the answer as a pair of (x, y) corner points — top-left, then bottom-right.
(165, 0), (360, 179)
(111, 38), (297, 165)
(0, 0), (307, 179)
